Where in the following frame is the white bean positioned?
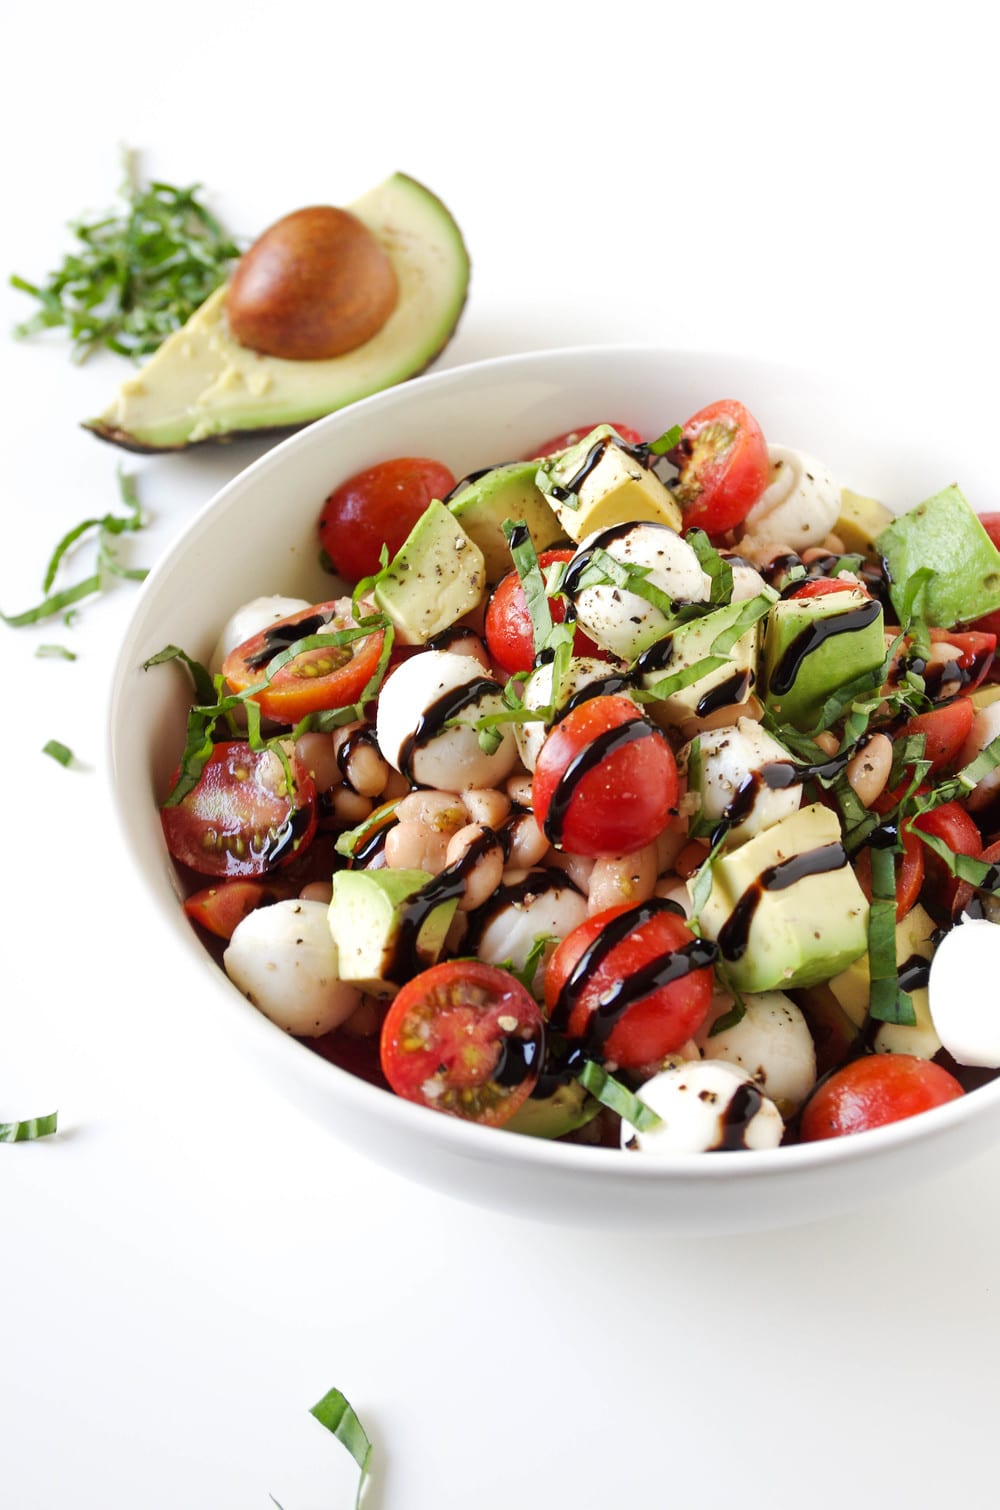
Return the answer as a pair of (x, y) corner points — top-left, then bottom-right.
(329, 787), (372, 825)
(504, 811), (549, 869)
(299, 880), (333, 904)
(445, 824), (505, 911)
(505, 772), (534, 808)
(845, 733), (893, 808)
(384, 820), (450, 873)
(395, 789), (468, 833)
(295, 731), (340, 793)
(461, 787), (512, 829)
(587, 844), (659, 915)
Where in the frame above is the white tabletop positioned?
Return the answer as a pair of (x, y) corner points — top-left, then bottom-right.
(4, 7), (1000, 1508)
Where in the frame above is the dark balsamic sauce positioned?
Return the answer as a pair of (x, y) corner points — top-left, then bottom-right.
(555, 672), (632, 721)
(696, 669), (752, 719)
(542, 718), (658, 846)
(243, 611), (330, 670)
(768, 598), (883, 697)
(336, 727), (380, 791)
(560, 520), (647, 597)
(714, 1081), (765, 1150)
(462, 866), (584, 955)
(717, 843), (849, 962)
(897, 954), (931, 993)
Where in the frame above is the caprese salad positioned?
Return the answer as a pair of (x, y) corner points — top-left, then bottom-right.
(152, 399), (1000, 1154)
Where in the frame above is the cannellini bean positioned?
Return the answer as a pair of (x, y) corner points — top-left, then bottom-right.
(340, 995), (384, 1039)
(384, 820), (450, 873)
(505, 772), (534, 808)
(332, 724), (390, 797)
(813, 730), (840, 757)
(329, 787), (372, 825)
(299, 880), (333, 904)
(960, 701), (1000, 811)
(845, 733), (893, 807)
(655, 822), (688, 875)
(653, 876), (693, 915)
(445, 824), (505, 911)
(822, 531), (847, 554)
(295, 731), (341, 793)
(545, 849), (596, 893)
(587, 844), (659, 915)
(461, 787), (512, 829)
(395, 790), (467, 832)
(503, 811), (549, 868)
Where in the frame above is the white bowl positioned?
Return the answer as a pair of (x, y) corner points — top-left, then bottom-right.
(108, 345), (1000, 1234)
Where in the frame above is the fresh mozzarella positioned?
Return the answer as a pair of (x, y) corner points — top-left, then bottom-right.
(472, 869), (589, 981)
(223, 899), (361, 1036)
(375, 648), (519, 790)
(679, 718), (803, 844)
(564, 522), (711, 661)
(929, 918), (1000, 1067)
(209, 594), (312, 675)
(693, 989), (817, 1113)
(513, 656), (632, 772)
(720, 552), (770, 601)
(621, 1059), (784, 1153)
(741, 445), (840, 551)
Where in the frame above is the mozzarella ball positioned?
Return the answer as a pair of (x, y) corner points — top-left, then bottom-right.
(223, 899), (361, 1036)
(959, 700), (1000, 812)
(693, 989), (817, 1113)
(929, 918), (1000, 1067)
(566, 523), (711, 661)
(209, 595), (312, 676)
(472, 869), (589, 979)
(720, 552), (770, 602)
(679, 718), (803, 844)
(741, 445), (840, 551)
(621, 1060), (785, 1153)
(513, 656), (632, 772)
(375, 648), (519, 790)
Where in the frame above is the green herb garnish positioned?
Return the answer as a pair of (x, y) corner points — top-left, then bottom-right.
(11, 151), (240, 361)
(866, 844), (916, 1025)
(1, 1111), (58, 1142)
(577, 1060), (663, 1132)
(35, 644), (76, 661)
(309, 1387), (373, 1510)
(42, 740), (74, 767)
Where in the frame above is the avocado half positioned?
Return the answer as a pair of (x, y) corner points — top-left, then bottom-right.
(84, 172), (470, 452)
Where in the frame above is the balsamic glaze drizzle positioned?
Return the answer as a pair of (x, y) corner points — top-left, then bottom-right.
(717, 843), (849, 962)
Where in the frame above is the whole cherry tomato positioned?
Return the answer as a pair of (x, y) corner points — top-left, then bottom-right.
(799, 1053), (963, 1141)
(532, 695), (679, 857)
(484, 549), (602, 675)
(544, 900), (716, 1067)
(667, 398), (771, 536)
(318, 456), (456, 583)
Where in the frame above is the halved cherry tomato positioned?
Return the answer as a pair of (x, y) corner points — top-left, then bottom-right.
(161, 742), (317, 879)
(380, 961), (544, 1125)
(318, 456), (457, 584)
(543, 901), (716, 1067)
(896, 697), (975, 775)
(799, 1053), (963, 1141)
(667, 398), (771, 536)
(951, 837), (1000, 919)
(789, 578), (868, 600)
(222, 599), (385, 723)
(524, 422), (643, 459)
(183, 878), (291, 939)
(926, 628), (996, 695)
(532, 695), (679, 857)
(484, 549), (603, 675)
(908, 798), (983, 908)
(854, 826), (925, 921)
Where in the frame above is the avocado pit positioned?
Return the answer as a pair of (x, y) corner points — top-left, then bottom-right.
(226, 205), (399, 361)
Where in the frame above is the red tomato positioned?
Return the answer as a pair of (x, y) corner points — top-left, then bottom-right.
(896, 697), (975, 774)
(161, 742), (317, 878)
(925, 628), (996, 694)
(788, 578), (868, 600)
(799, 1053), (963, 1141)
(908, 798), (983, 908)
(484, 549), (603, 675)
(951, 837), (1000, 918)
(380, 961), (544, 1125)
(222, 599), (385, 723)
(668, 399), (771, 535)
(524, 422), (643, 459)
(854, 828), (925, 921)
(543, 901), (716, 1067)
(183, 878), (290, 939)
(318, 456), (456, 583)
(532, 695), (679, 857)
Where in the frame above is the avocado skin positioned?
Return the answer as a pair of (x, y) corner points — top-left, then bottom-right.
(877, 484), (1000, 628)
(84, 173), (470, 453)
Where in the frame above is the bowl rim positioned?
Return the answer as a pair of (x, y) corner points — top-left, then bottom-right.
(108, 340), (1000, 1184)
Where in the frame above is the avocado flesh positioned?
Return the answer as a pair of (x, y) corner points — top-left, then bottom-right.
(536, 425), (682, 542)
(448, 462), (565, 583)
(504, 1081), (599, 1139)
(373, 500), (486, 644)
(85, 173), (471, 452)
(691, 802), (870, 993)
(877, 484), (1000, 628)
(329, 868), (459, 997)
(826, 902), (940, 1058)
(835, 488), (894, 555)
(761, 588), (885, 732)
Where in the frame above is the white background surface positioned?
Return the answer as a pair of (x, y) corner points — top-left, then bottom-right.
(4, 5), (1000, 1507)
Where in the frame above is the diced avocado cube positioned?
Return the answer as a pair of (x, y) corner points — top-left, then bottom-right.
(448, 461), (564, 583)
(761, 587), (885, 732)
(373, 499), (486, 645)
(692, 802), (869, 992)
(503, 1080), (600, 1139)
(835, 488), (894, 556)
(536, 425), (682, 542)
(877, 484), (1000, 628)
(827, 902), (939, 1058)
(329, 868), (459, 996)
(636, 598), (764, 731)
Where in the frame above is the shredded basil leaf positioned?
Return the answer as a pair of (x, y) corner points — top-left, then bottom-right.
(35, 644), (76, 661)
(647, 423), (684, 456)
(42, 739), (74, 767)
(686, 528), (735, 606)
(865, 844), (915, 1025)
(1, 1111), (58, 1142)
(502, 517), (554, 654)
(309, 1387), (372, 1510)
(577, 1060), (663, 1132)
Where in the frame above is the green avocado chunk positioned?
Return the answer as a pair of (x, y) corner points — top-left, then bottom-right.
(877, 484), (1000, 628)
(447, 461), (564, 584)
(761, 587), (885, 732)
(503, 1080), (600, 1139)
(85, 173), (470, 452)
(329, 868), (459, 998)
(691, 802), (870, 993)
(373, 500), (486, 644)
